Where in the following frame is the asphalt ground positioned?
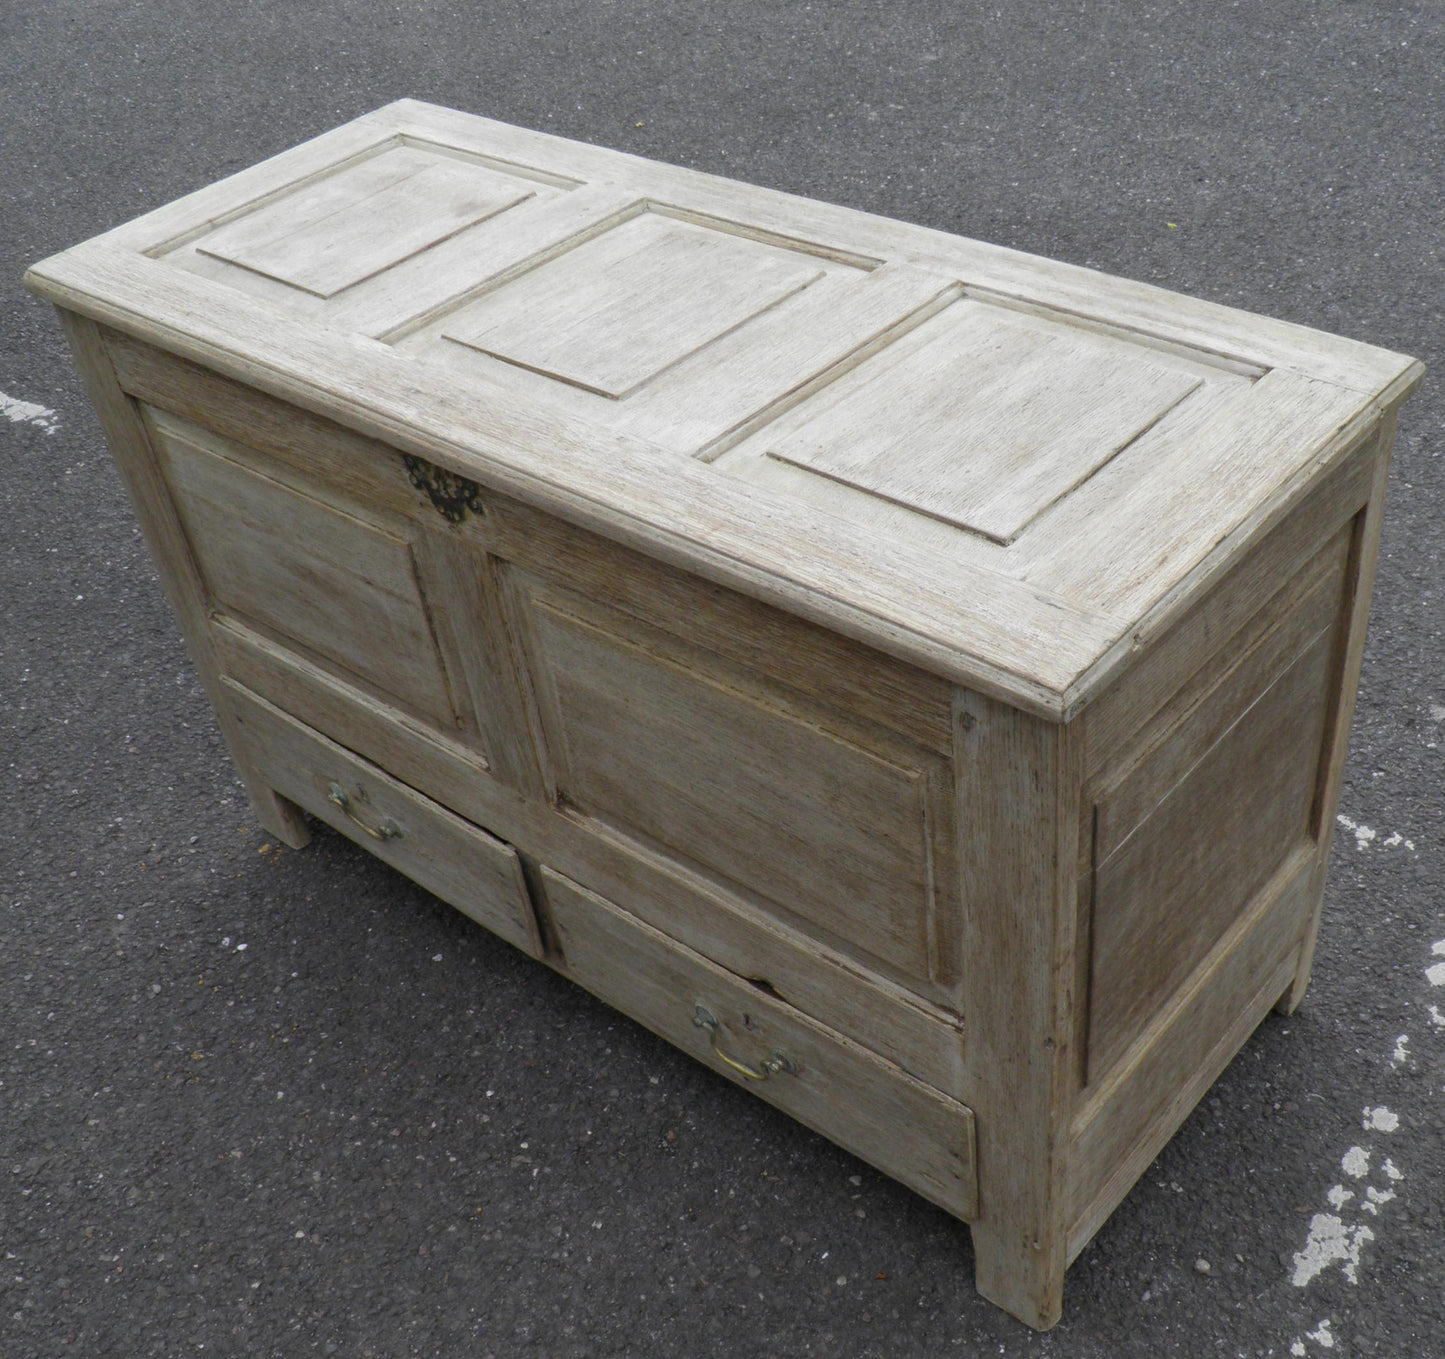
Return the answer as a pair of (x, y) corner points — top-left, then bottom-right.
(2, 3), (1442, 1356)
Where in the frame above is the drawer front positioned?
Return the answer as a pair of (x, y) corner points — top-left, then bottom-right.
(542, 867), (978, 1221)
(205, 616), (968, 1098)
(224, 681), (543, 959)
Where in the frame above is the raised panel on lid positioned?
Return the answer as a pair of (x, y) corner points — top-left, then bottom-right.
(441, 212), (824, 398)
(148, 410), (458, 726)
(522, 595), (943, 982)
(767, 301), (1205, 544)
(395, 217), (952, 458)
(194, 145), (536, 297)
(28, 101), (1418, 718)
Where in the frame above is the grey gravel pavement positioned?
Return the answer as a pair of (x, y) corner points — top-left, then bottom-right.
(3, 3), (1443, 1356)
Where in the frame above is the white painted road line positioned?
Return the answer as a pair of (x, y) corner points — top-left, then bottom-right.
(1335, 813), (1415, 853)
(1291, 1318), (1337, 1354)
(1286, 813), (1434, 1354)
(0, 389), (59, 433)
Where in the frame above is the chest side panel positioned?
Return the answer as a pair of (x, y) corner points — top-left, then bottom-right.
(1078, 445), (1369, 1087)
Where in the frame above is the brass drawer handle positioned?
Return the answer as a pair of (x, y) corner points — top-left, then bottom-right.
(692, 1004), (797, 1081)
(327, 782), (401, 841)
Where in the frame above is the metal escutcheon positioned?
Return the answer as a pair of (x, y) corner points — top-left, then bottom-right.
(692, 1004), (797, 1081)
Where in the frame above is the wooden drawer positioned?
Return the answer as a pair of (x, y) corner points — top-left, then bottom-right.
(223, 680), (543, 959)
(542, 867), (978, 1221)
(208, 611), (970, 1099)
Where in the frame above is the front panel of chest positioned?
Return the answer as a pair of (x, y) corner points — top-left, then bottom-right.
(113, 332), (965, 1021)
(109, 334), (524, 787)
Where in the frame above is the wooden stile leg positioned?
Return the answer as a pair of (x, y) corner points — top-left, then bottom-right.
(248, 786), (312, 850)
(955, 692), (1078, 1330)
(969, 1220), (1067, 1332)
(57, 308), (313, 852)
(1277, 416), (1395, 1015)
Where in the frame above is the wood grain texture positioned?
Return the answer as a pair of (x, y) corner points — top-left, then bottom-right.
(596, 261), (954, 456)
(1092, 535), (1349, 862)
(106, 330), (424, 523)
(26, 102), (1422, 715)
(212, 616), (494, 783)
(543, 868), (978, 1221)
(443, 212), (822, 397)
(1280, 417), (1397, 1013)
(770, 300), (1202, 543)
(410, 533), (543, 794)
(364, 103), (1418, 391)
(55, 310), (310, 850)
(342, 182), (640, 340)
(484, 493), (956, 754)
(1069, 850), (1312, 1255)
(150, 411), (459, 727)
(224, 682), (543, 959)
(208, 607), (969, 1099)
(1087, 628), (1336, 1078)
(1057, 391), (1399, 716)
(954, 691), (1079, 1331)
(517, 585), (952, 985)
(197, 146), (535, 298)
(30, 246), (1114, 718)
(1081, 436), (1375, 770)
(1024, 368), (1370, 616)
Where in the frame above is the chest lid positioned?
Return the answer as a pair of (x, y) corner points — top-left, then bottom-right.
(26, 100), (1421, 718)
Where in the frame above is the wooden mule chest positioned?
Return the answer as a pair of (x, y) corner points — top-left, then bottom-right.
(26, 101), (1422, 1329)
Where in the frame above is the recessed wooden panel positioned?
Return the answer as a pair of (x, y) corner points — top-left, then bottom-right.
(197, 146), (534, 297)
(521, 596), (941, 981)
(149, 410), (457, 726)
(481, 492), (956, 753)
(768, 302), (1203, 544)
(1087, 627), (1338, 1079)
(1093, 529), (1351, 862)
(1069, 850), (1312, 1258)
(442, 212), (824, 397)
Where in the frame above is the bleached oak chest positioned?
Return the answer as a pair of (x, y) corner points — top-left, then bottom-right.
(27, 101), (1422, 1330)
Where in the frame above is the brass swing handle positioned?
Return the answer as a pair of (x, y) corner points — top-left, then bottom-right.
(327, 782), (402, 841)
(692, 1004), (797, 1081)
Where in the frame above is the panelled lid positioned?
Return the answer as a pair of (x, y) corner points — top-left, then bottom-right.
(26, 100), (1422, 718)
